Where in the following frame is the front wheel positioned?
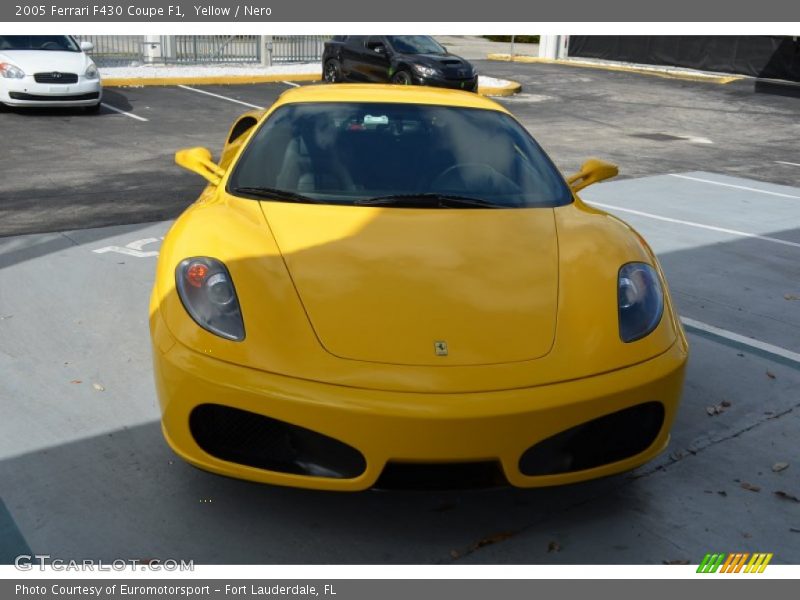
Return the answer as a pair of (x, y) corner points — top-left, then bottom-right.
(391, 70), (413, 85)
(84, 102), (101, 114)
(323, 59), (342, 83)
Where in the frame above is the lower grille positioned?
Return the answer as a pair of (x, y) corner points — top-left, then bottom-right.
(34, 72), (78, 84)
(375, 461), (508, 490)
(519, 402), (665, 476)
(9, 92), (99, 102)
(189, 404), (366, 479)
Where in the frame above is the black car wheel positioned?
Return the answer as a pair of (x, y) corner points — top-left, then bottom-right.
(323, 59), (342, 83)
(391, 70), (413, 85)
(84, 102), (102, 114)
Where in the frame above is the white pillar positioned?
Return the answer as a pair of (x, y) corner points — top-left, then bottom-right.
(143, 35), (163, 63)
(538, 35), (562, 59)
(557, 35), (569, 59)
(260, 35), (273, 67)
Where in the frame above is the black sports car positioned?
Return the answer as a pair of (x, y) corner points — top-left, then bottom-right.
(322, 35), (479, 92)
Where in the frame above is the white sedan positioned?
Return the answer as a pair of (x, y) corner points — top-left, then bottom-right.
(0, 35), (102, 112)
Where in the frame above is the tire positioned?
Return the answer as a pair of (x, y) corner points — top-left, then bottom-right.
(391, 70), (413, 85)
(323, 59), (342, 83)
(84, 102), (101, 114)
(0, 102), (8, 113)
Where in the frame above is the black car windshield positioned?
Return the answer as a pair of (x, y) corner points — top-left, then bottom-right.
(0, 36), (80, 52)
(228, 102), (573, 209)
(386, 36), (447, 55)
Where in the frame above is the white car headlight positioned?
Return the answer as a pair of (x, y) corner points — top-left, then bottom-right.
(84, 64), (99, 80)
(176, 257), (245, 341)
(412, 64), (438, 78)
(618, 262), (664, 342)
(0, 63), (25, 79)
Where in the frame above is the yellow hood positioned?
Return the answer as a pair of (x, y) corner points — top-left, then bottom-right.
(262, 202), (560, 366)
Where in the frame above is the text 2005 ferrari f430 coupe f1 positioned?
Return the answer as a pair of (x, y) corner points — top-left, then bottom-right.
(150, 84), (688, 491)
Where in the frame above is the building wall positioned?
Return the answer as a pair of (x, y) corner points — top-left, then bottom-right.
(568, 36), (800, 82)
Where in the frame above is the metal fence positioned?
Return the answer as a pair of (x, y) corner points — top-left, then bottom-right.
(270, 35), (330, 64)
(74, 35), (144, 66)
(74, 35), (331, 67)
(173, 35), (261, 63)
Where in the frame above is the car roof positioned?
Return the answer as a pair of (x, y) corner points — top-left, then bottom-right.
(272, 83), (510, 114)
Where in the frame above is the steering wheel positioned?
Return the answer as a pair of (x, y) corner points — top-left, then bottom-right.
(430, 163), (521, 193)
(41, 41), (61, 50)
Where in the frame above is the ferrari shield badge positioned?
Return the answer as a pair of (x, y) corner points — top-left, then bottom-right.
(434, 341), (448, 356)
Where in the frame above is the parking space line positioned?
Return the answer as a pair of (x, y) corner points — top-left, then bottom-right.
(587, 201), (800, 250)
(101, 103), (148, 122)
(281, 81), (301, 87)
(177, 84), (263, 109)
(776, 161), (800, 168)
(669, 174), (800, 199)
(682, 316), (800, 369)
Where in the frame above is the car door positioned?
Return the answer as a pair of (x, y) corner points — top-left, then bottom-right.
(340, 35), (368, 81)
(363, 36), (392, 82)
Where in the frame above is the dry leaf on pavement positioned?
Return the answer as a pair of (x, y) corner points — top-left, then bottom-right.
(774, 491), (800, 503)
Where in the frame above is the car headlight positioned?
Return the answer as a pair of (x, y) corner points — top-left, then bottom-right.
(412, 64), (438, 78)
(0, 63), (25, 79)
(84, 64), (99, 80)
(618, 262), (664, 342)
(176, 257), (245, 341)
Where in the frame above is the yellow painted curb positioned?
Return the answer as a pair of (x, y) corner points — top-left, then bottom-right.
(478, 80), (522, 97)
(102, 71), (522, 97)
(102, 73), (322, 87)
(486, 54), (743, 84)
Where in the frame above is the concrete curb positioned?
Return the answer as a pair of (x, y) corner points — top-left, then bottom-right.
(486, 54), (743, 84)
(478, 79), (522, 96)
(102, 73), (322, 87)
(102, 73), (522, 97)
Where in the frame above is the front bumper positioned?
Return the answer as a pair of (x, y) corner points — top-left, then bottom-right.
(415, 74), (479, 92)
(0, 76), (102, 107)
(152, 310), (687, 491)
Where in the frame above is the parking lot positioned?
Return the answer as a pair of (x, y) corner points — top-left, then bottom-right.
(1, 60), (799, 564)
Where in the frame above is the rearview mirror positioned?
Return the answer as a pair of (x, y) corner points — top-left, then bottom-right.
(175, 147), (226, 186)
(566, 159), (619, 193)
(80, 41), (94, 52)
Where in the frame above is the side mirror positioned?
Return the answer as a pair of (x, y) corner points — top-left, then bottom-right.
(566, 159), (619, 193)
(80, 41), (94, 52)
(175, 147), (226, 186)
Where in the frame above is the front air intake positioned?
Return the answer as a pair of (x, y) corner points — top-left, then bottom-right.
(519, 402), (665, 476)
(189, 404), (366, 479)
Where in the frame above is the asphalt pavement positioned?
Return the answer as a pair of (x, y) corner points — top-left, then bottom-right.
(1, 60), (798, 238)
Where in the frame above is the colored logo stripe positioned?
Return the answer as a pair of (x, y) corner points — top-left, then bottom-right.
(745, 553), (773, 573)
(697, 552), (773, 573)
(697, 553), (725, 573)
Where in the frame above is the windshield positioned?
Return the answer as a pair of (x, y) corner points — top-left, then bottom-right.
(386, 36), (446, 55)
(0, 35), (80, 52)
(228, 102), (572, 209)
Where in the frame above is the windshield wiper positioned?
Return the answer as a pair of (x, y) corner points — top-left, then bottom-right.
(232, 186), (321, 204)
(355, 193), (503, 209)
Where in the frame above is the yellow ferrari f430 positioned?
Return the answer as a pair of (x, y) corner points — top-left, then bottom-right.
(150, 84), (688, 491)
